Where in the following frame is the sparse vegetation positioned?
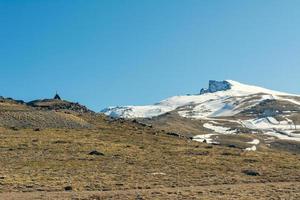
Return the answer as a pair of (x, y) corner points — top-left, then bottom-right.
(0, 97), (300, 199)
(0, 122), (300, 199)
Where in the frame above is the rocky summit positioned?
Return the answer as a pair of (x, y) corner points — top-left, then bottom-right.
(200, 80), (232, 94)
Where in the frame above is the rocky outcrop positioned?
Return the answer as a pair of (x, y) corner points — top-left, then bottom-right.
(200, 80), (232, 94)
(27, 99), (94, 114)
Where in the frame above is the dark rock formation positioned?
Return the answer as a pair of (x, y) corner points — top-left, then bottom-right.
(88, 150), (104, 156)
(200, 80), (232, 94)
(242, 169), (260, 176)
(64, 186), (73, 191)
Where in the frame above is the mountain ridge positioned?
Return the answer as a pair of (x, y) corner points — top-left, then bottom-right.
(102, 80), (300, 143)
(0, 96), (96, 129)
(102, 80), (300, 119)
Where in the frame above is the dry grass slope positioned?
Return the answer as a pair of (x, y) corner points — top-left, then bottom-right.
(0, 118), (300, 199)
(0, 97), (300, 199)
(0, 99), (93, 129)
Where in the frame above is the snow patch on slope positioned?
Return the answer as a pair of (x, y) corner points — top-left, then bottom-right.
(240, 117), (300, 142)
(203, 123), (236, 134)
(241, 117), (299, 130)
(193, 134), (218, 144)
(102, 105), (174, 119)
(247, 139), (260, 145)
(244, 139), (260, 151)
(245, 146), (257, 151)
(264, 131), (300, 142)
(178, 94), (276, 119)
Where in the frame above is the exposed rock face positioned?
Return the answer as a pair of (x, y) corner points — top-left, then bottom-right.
(88, 150), (104, 156)
(200, 80), (232, 94)
(242, 169), (261, 176)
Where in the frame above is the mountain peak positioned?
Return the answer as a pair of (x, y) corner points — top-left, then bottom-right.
(199, 80), (293, 96)
(200, 80), (232, 94)
(102, 79), (299, 119)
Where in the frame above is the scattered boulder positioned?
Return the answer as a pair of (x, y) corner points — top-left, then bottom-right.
(227, 144), (237, 148)
(242, 169), (260, 176)
(166, 132), (180, 137)
(64, 186), (72, 191)
(88, 150), (104, 156)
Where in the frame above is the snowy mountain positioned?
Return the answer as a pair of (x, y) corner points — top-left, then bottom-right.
(102, 80), (300, 144)
(102, 80), (298, 119)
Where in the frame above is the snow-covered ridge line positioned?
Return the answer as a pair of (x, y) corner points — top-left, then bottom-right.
(102, 80), (300, 119)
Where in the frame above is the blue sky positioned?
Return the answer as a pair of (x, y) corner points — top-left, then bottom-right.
(1, 0), (300, 111)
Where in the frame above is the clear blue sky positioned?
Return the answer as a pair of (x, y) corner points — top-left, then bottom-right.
(1, 0), (300, 111)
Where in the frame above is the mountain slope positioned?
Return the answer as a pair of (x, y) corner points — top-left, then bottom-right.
(102, 80), (300, 143)
(102, 80), (299, 119)
(1, 89), (300, 199)
(1, 117), (300, 199)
